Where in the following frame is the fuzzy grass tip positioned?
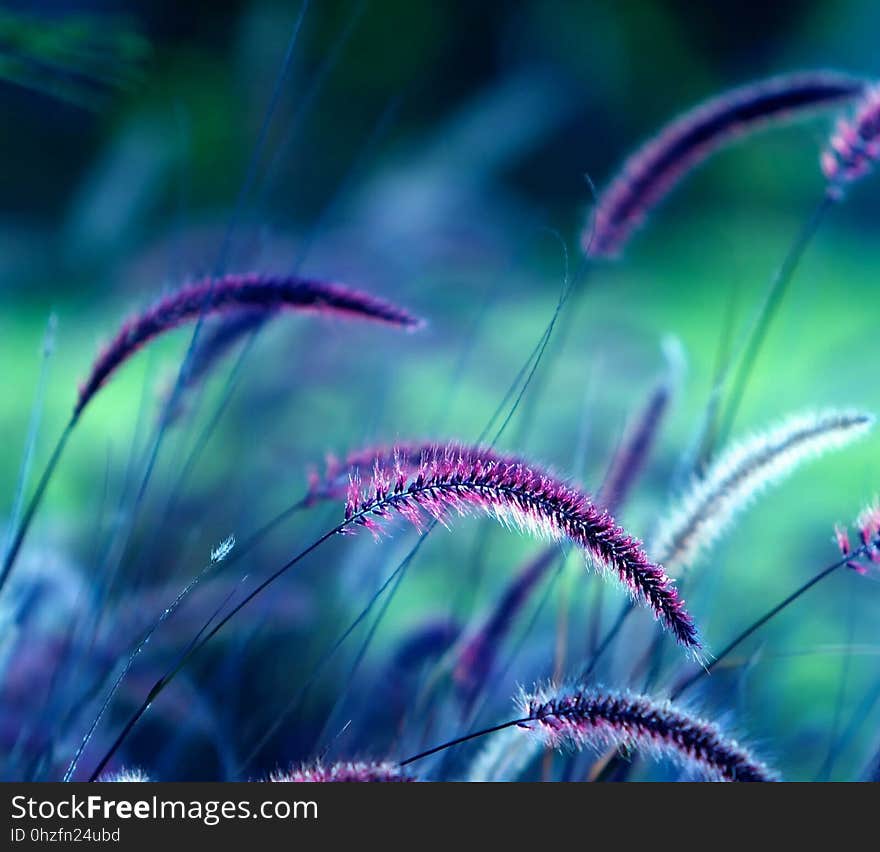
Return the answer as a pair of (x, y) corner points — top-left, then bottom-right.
(518, 683), (777, 782)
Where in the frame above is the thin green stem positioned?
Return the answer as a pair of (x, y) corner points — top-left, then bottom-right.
(671, 547), (862, 700)
(0, 415), (77, 592)
(713, 193), (832, 449)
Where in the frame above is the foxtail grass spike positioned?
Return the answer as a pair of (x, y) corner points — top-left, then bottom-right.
(343, 442), (700, 651)
(585, 70), (865, 258)
(76, 273), (423, 419)
(519, 683), (777, 782)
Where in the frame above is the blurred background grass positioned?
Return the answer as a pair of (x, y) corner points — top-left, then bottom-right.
(2, 0), (880, 781)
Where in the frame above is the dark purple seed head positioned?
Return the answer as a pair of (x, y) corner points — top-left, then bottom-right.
(519, 683), (777, 782)
(76, 274), (423, 419)
(341, 442), (700, 652)
(586, 70), (865, 258)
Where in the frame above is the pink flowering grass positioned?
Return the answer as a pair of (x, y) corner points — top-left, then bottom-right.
(585, 70), (864, 258)
(343, 443), (700, 651)
(518, 683), (777, 782)
(77, 273), (423, 419)
(305, 441), (432, 506)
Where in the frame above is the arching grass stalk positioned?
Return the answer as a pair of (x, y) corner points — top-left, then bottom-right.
(584, 70), (864, 258)
(224, 272), (580, 762)
(0, 273), (420, 596)
(246, 241), (589, 763)
(94, 274), (685, 777)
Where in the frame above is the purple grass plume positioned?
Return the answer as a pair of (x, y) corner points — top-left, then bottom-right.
(585, 70), (865, 258)
(306, 442), (428, 506)
(342, 443), (700, 652)
(599, 383), (670, 514)
(823, 85), (880, 199)
(453, 547), (558, 707)
(75, 274), (423, 419)
(519, 683), (777, 782)
(269, 761), (415, 782)
(599, 340), (682, 513)
(834, 499), (880, 574)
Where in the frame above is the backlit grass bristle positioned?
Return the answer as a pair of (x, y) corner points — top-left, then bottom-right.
(76, 273), (423, 419)
(269, 761), (415, 782)
(585, 70), (865, 258)
(834, 498), (880, 573)
(98, 768), (151, 782)
(342, 442), (700, 651)
(518, 683), (777, 782)
(305, 441), (435, 506)
(652, 409), (874, 574)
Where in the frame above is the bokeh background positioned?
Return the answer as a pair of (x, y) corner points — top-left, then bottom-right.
(2, 1), (879, 781)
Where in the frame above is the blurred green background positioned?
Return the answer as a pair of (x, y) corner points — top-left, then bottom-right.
(2, 1), (880, 781)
